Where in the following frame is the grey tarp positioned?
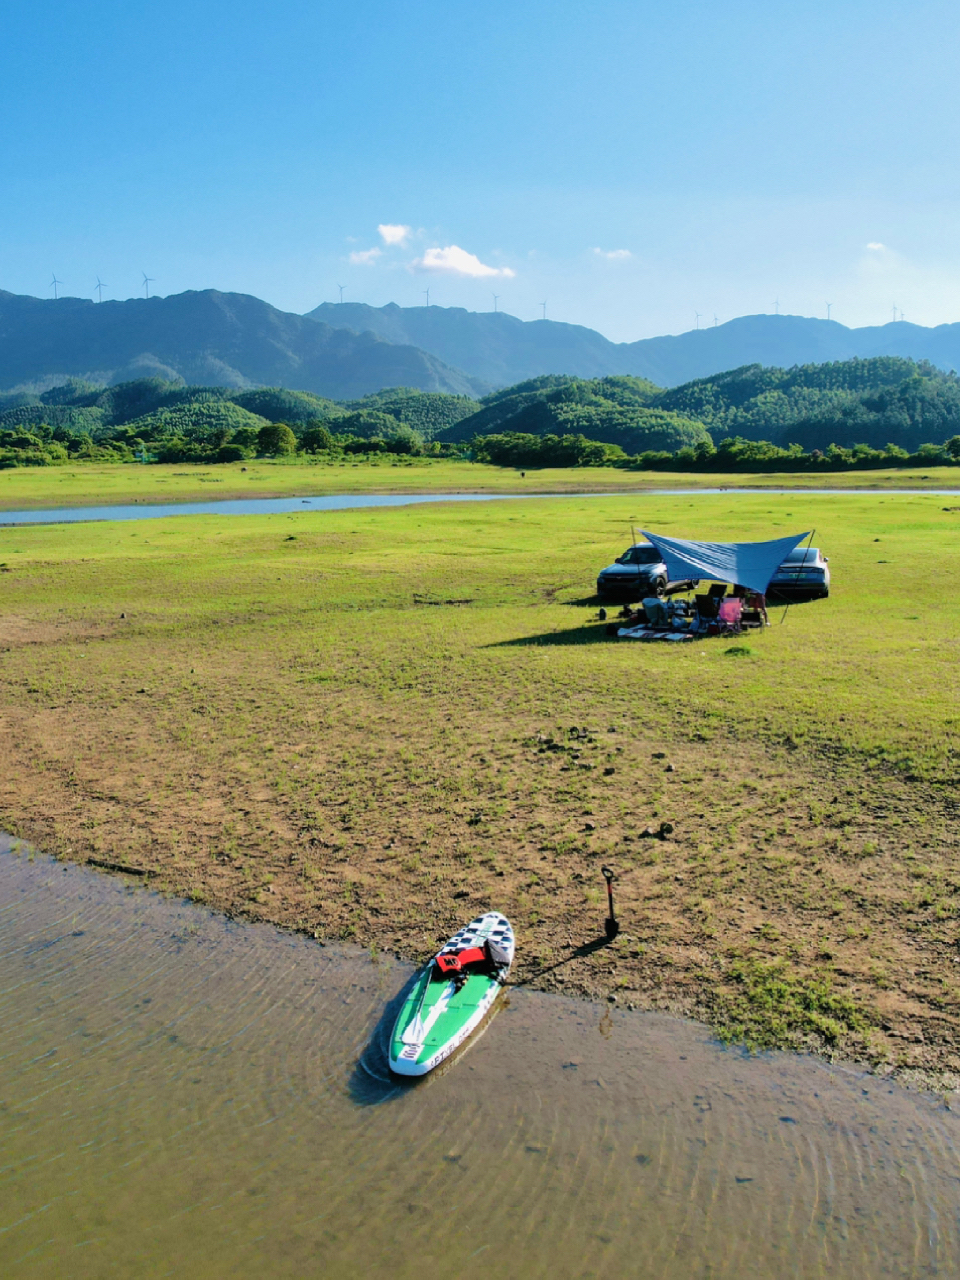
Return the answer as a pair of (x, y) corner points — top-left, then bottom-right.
(640, 530), (811, 595)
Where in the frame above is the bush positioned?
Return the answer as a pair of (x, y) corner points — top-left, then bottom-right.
(342, 437), (388, 454)
(232, 426), (259, 453)
(300, 421), (336, 453)
(257, 423), (297, 456)
(382, 424), (426, 455)
(216, 443), (248, 463)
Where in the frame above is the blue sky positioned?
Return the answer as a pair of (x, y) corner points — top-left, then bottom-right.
(3, 0), (959, 341)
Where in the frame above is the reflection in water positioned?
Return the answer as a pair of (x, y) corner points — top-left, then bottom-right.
(1, 836), (957, 1278)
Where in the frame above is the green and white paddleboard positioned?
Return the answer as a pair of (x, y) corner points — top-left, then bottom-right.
(389, 912), (515, 1077)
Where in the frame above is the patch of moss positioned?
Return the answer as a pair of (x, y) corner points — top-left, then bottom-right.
(714, 958), (870, 1049)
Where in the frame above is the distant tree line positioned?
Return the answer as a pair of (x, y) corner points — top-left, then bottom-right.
(470, 433), (629, 468)
(437, 360), (960, 456)
(0, 378), (466, 468)
(467, 430), (960, 471)
(653, 358), (960, 453)
(4, 359), (960, 470)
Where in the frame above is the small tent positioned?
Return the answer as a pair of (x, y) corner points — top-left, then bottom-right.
(640, 530), (811, 596)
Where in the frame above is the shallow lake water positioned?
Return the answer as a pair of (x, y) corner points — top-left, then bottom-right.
(1, 836), (958, 1278)
(1, 486), (958, 525)
(0, 491), (514, 525)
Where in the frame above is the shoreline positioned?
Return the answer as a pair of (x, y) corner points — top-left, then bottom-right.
(2, 828), (954, 1097)
(2, 457), (960, 511)
(3, 483), (960, 525)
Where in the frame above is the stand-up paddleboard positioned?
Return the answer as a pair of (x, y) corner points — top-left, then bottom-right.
(389, 912), (514, 1076)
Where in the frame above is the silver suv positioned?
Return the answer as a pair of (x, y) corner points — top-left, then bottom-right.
(596, 542), (697, 600)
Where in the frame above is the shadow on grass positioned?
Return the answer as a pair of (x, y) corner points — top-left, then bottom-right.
(509, 933), (615, 989)
(488, 623), (615, 647)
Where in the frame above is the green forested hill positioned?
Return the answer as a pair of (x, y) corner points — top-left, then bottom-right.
(343, 388), (478, 437)
(0, 376), (480, 465)
(230, 388), (340, 423)
(124, 401), (270, 443)
(440, 374), (706, 454)
(3, 359), (960, 470)
(654, 358), (960, 451)
(437, 371), (706, 450)
(438, 360), (960, 458)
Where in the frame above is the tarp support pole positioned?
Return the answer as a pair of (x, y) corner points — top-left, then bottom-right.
(780, 527), (816, 625)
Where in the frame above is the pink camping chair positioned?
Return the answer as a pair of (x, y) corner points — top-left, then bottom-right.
(717, 598), (743, 633)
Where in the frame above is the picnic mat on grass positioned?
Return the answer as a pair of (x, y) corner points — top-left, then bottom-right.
(617, 626), (695, 642)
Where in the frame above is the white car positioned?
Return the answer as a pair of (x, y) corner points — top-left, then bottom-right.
(767, 547), (830, 602)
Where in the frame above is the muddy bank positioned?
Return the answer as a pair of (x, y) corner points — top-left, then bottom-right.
(5, 724), (959, 1099)
(3, 837), (959, 1277)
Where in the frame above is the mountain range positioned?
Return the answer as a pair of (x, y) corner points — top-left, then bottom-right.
(5, 286), (960, 399)
(311, 302), (960, 388)
(0, 289), (485, 400)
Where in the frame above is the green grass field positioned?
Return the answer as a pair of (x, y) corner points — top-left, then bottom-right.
(1, 487), (959, 1081)
(1, 455), (959, 510)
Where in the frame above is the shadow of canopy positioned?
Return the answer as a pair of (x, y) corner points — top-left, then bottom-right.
(487, 623), (614, 648)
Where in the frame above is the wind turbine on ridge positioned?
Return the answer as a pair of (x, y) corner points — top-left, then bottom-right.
(142, 272), (155, 299)
(95, 277), (105, 303)
(492, 294), (499, 313)
(337, 284), (345, 303)
(540, 301), (547, 320)
(423, 288), (430, 307)
(50, 274), (62, 299)
(695, 311), (702, 330)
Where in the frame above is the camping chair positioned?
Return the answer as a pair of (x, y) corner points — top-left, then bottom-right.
(695, 593), (720, 620)
(741, 591), (768, 628)
(717, 598), (743, 634)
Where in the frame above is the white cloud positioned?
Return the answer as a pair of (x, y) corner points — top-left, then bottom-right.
(411, 244), (516, 278)
(592, 247), (632, 260)
(349, 247), (382, 265)
(866, 242), (886, 251)
(378, 223), (412, 246)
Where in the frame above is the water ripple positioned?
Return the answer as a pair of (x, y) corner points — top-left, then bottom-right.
(0, 838), (957, 1278)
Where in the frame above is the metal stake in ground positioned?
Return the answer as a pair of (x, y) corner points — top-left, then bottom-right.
(601, 865), (619, 939)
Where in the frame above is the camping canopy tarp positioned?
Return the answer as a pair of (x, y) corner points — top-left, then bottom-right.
(640, 530), (811, 595)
